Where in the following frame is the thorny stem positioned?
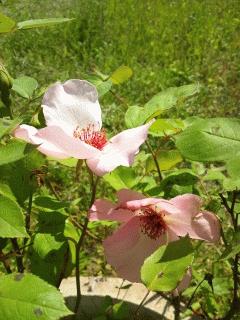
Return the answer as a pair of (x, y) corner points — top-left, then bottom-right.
(145, 140), (162, 183)
(74, 175), (100, 315)
(10, 239), (24, 273)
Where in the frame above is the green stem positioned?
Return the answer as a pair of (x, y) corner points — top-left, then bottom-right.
(74, 175), (99, 315)
(145, 140), (162, 183)
(24, 188), (33, 245)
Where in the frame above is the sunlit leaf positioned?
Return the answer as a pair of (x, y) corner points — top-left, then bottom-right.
(0, 12), (16, 34)
(110, 66), (133, 85)
(141, 237), (194, 292)
(176, 118), (240, 162)
(149, 119), (185, 137)
(125, 84), (199, 128)
(0, 195), (28, 238)
(0, 273), (72, 319)
(146, 150), (182, 172)
(0, 140), (35, 166)
(104, 166), (139, 190)
(17, 18), (73, 30)
(12, 76), (38, 99)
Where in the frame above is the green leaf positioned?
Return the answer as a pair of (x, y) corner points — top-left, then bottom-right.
(203, 170), (226, 181)
(125, 105), (145, 128)
(0, 139), (35, 166)
(0, 182), (16, 201)
(48, 157), (78, 167)
(0, 149), (45, 205)
(125, 84), (199, 128)
(146, 150), (182, 172)
(149, 119), (185, 137)
(110, 66), (133, 85)
(0, 273), (72, 320)
(220, 243), (240, 260)
(103, 166), (139, 190)
(223, 178), (240, 191)
(17, 18), (73, 30)
(226, 157), (240, 179)
(141, 238), (194, 292)
(112, 301), (129, 319)
(0, 12), (16, 34)
(12, 76), (38, 99)
(0, 117), (21, 139)
(34, 196), (69, 211)
(176, 118), (240, 162)
(30, 210), (70, 285)
(144, 83), (199, 117)
(158, 170), (198, 197)
(0, 195), (28, 238)
(97, 79), (112, 97)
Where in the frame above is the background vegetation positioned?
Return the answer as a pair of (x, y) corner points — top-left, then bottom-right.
(1, 0), (240, 119)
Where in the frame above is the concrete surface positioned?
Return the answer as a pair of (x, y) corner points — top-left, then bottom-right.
(60, 276), (175, 319)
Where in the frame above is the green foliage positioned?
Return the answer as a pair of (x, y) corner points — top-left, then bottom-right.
(149, 118), (185, 137)
(110, 66), (133, 85)
(141, 237), (194, 292)
(12, 76), (38, 99)
(0, 273), (72, 320)
(0, 117), (21, 139)
(0, 139), (35, 166)
(104, 166), (139, 190)
(0, 195), (28, 238)
(146, 149), (182, 172)
(0, 149), (45, 205)
(125, 84), (199, 128)
(0, 12), (16, 33)
(176, 118), (240, 162)
(30, 196), (72, 285)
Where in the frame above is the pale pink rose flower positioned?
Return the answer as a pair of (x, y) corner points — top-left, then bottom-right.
(89, 189), (220, 286)
(14, 80), (153, 176)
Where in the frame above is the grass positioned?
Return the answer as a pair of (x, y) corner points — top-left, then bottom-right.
(0, 0), (239, 119)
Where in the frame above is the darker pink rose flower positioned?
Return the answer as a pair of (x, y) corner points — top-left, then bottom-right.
(14, 80), (153, 176)
(89, 189), (220, 283)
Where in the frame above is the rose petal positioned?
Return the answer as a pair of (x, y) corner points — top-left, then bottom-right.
(14, 124), (69, 159)
(190, 210), (220, 243)
(117, 189), (146, 203)
(170, 194), (202, 217)
(104, 216), (166, 282)
(86, 120), (154, 176)
(37, 126), (100, 159)
(89, 199), (133, 223)
(42, 79), (102, 133)
(165, 194), (203, 237)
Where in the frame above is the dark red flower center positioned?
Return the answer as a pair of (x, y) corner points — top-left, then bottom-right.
(139, 206), (167, 240)
(73, 124), (108, 150)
